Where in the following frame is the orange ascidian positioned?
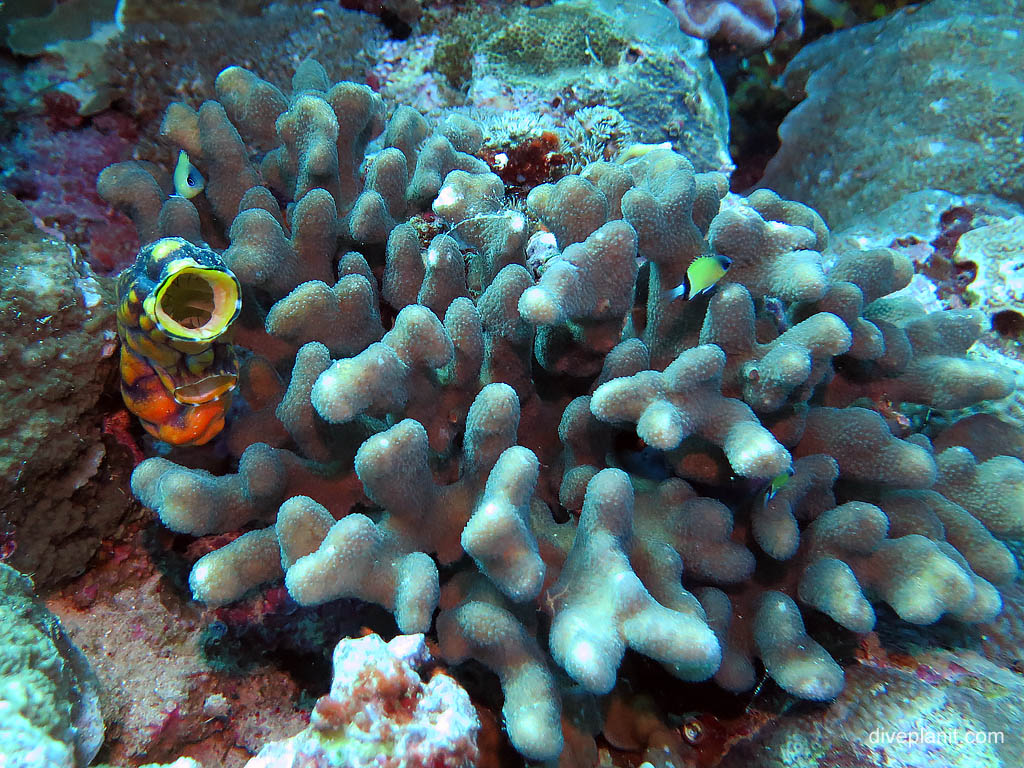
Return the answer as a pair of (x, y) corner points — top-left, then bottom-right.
(115, 237), (241, 446)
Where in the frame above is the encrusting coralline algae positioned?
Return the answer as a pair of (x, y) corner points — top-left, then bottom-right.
(96, 56), (1023, 762)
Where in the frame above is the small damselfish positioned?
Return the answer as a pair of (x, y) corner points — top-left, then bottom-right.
(765, 466), (796, 502)
(663, 254), (731, 302)
(173, 150), (206, 199)
(116, 237), (241, 445)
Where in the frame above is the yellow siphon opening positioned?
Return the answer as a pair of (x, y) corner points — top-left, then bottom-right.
(154, 265), (240, 341)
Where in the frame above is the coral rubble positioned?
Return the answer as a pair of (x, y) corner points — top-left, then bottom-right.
(97, 57), (1023, 762)
(243, 633), (478, 768)
(46, 528), (316, 767)
(954, 216), (1024, 341)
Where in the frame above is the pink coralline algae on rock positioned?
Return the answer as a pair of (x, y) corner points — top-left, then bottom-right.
(0, 110), (141, 273)
(242, 633), (479, 768)
(664, 0), (803, 48)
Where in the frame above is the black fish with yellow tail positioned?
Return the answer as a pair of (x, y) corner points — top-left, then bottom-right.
(116, 237), (241, 446)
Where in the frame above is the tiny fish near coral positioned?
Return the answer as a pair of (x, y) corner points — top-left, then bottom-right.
(116, 237), (241, 445)
(764, 466), (795, 502)
(664, 254), (732, 301)
(172, 151), (206, 199)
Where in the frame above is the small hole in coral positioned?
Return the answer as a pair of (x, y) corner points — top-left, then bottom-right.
(379, 8), (412, 40)
(954, 261), (977, 288)
(682, 715), (704, 745)
(991, 310), (1024, 339)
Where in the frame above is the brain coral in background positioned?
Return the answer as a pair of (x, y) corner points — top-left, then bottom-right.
(97, 57), (1024, 762)
(760, 0), (1024, 230)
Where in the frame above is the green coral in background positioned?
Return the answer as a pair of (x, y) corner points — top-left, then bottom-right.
(432, 2), (627, 89)
(430, 0), (732, 174)
(483, 3), (627, 76)
(430, 12), (498, 91)
(0, 563), (103, 768)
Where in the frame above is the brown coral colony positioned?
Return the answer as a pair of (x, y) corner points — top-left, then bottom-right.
(95, 56), (1024, 764)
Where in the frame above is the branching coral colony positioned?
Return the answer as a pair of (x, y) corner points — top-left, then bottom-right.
(98, 60), (1024, 761)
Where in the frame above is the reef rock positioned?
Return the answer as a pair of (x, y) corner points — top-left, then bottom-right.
(0, 191), (130, 587)
(0, 563), (103, 768)
(760, 0), (1024, 229)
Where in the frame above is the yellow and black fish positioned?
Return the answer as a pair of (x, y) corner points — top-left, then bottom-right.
(116, 237), (241, 446)
(664, 254), (731, 301)
(173, 150), (205, 199)
(765, 466), (795, 502)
